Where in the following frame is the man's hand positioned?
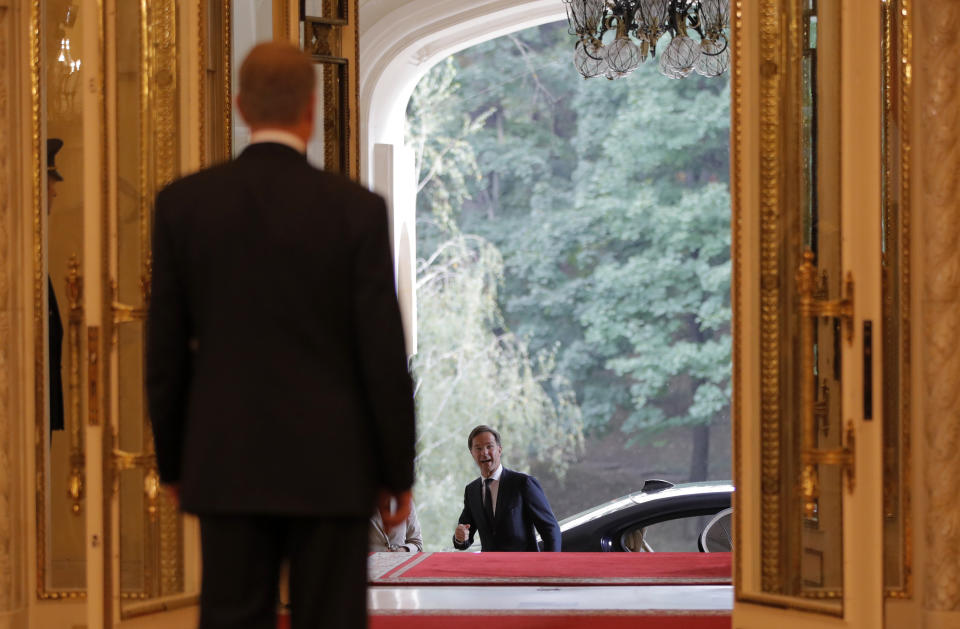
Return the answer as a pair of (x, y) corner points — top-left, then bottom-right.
(378, 490), (412, 528)
(454, 523), (471, 543)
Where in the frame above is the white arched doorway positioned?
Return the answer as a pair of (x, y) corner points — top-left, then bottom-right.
(359, 0), (563, 184)
(358, 0), (564, 351)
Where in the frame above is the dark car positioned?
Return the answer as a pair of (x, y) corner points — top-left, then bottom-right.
(556, 480), (733, 552)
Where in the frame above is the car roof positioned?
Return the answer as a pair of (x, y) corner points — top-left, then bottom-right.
(557, 481), (734, 531)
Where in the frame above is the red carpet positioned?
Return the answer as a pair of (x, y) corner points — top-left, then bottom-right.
(372, 552), (731, 586)
(277, 553), (732, 628)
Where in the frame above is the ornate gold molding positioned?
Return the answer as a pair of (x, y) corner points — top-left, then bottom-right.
(66, 256), (84, 515)
(730, 0), (744, 597)
(351, 0), (358, 179)
(898, 0), (913, 601)
(31, 0), (50, 601)
(0, 3), (12, 612)
(918, 0), (960, 612)
(153, 0), (179, 191)
(158, 491), (184, 595)
(882, 0), (914, 600)
(758, 0), (783, 595)
(275, 0), (292, 41)
(223, 0), (232, 158)
(198, 0), (207, 168)
(129, 0), (184, 604)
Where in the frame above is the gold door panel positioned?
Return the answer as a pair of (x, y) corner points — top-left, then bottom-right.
(732, 0), (909, 621)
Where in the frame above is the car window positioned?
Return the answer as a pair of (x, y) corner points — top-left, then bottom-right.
(699, 508), (733, 552)
(621, 513), (715, 552)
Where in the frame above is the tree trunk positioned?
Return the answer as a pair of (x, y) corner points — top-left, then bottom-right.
(689, 423), (710, 482)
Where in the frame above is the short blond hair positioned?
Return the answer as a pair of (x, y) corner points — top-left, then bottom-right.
(238, 42), (315, 126)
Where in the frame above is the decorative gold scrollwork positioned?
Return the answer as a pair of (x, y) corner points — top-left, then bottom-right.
(111, 447), (155, 472)
(111, 445), (160, 522)
(110, 278), (148, 325)
(65, 255), (85, 514)
(66, 453), (84, 515)
(797, 249), (856, 519)
(796, 250), (854, 342)
(88, 326), (99, 426)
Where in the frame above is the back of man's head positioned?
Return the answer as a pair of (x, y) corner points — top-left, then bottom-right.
(237, 42), (315, 128)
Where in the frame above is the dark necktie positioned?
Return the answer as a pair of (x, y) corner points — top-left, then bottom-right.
(483, 478), (495, 523)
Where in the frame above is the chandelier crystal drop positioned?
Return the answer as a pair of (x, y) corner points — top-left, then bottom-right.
(606, 36), (643, 74)
(574, 40), (608, 78)
(563, 0), (730, 80)
(694, 37), (730, 77)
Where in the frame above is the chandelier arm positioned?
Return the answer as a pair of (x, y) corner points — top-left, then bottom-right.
(701, 32), (729, 56)
(579, 37), (607, 60)
(599, 13), (617, 41)
(686, 6), (702, 32)
(688, 19), (707, 41)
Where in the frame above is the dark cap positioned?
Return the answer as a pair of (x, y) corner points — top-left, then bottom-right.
(47, 138), (64, 182)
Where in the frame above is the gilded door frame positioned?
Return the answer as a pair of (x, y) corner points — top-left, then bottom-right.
(27, 0), (100, 603)
(732, 0), (905, 624)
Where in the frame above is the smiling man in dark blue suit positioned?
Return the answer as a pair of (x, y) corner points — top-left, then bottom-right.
(453, 425), (562, 552)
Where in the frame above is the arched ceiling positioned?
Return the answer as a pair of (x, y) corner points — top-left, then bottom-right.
(358, 0), (565, 182)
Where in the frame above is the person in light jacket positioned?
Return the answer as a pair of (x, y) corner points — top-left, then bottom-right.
(370, 500), (423, 552)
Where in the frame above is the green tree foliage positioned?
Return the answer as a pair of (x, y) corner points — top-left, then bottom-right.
(410, 233), (583, 550)
(406, 58), (494, 250)
(407, 20), (731, 541)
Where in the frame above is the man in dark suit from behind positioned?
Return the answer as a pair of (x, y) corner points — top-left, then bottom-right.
(453, 425), (562, 552)
(146, 42), (416, 629)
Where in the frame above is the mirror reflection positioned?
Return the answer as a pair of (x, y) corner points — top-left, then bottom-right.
(115, 0), (186, 603)
(880, 0), (909, 595)
(43, 0), (86, 595)
(797, 0), (843, 599)
(115, 0), (150, 598)
(232, 0), (275, 155)
(38, 0), (190, 602)
(763, 0), (843, 604)
(302, 0), (344, 21)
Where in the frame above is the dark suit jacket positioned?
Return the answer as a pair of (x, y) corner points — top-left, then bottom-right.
(146, 142), (415, 517)
(452, 467), (561, 551)
(48, 278), (64, 432)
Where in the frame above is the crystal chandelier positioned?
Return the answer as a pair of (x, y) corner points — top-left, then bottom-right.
(564, 0), (730, 80)
(54, 4), (81, 115)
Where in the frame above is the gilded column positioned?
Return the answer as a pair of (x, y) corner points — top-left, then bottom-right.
(918, 0), (960, 614)
(0, 2), (14, 612)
